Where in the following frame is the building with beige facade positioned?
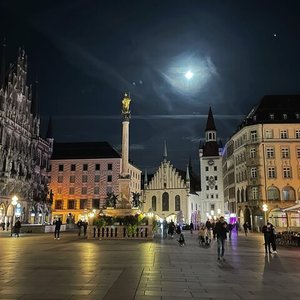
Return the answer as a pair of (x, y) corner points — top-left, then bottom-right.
(222, 95), (300, 231)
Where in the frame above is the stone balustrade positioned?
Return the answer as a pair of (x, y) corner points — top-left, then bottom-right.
(87, 225), (153, 240)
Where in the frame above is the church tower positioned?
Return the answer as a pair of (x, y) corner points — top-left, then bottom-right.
(199, 107), (224, 222)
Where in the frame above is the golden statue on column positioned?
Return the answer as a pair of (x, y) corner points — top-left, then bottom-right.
(122, 93), (131, 119)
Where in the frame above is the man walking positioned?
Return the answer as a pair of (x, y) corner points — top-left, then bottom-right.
(215, 216), (228, 261)
(54, 218), (62, 240)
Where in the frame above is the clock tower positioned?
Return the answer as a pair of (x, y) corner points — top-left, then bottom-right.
(199, 107), (224, 222)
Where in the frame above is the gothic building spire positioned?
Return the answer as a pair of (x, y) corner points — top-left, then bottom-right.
(163, 140), (168, 162)
(46, 116), (53, 139)
(205, 107), (217, 142)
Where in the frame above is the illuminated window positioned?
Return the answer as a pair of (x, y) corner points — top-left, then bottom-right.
(252, 187), (258, 200)
(283, 114), (287, 120)
(68, 199), (76, 209)
(270, 114), (274, 120)
(162, 192), (169, 211)
(267, 186), (280, 200)
(152, 196), (157, 211)
(55, 200), (63, 209)
(266, 148), (274, 158)
(281, 148), (289, 158)
(80, 199), (88, 209)
(250, 148), (256, 158)
(251, 167), (257, 178)
(250, 130), (257, 142)
(175, 195), (180, 211)
(268, 167), (276, 178)
(283, 167), (291, 178)
(280, 130), (288, 139)
(296, 130), (300, 139)
(282, 186), (296, 200)
(265, 129), (273, 139)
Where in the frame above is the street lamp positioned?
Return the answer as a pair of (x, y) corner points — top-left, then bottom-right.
(11, 195), (18, 236)
(262, 204), (268, 224)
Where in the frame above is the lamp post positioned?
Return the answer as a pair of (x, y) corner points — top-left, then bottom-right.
(262, 204), (268, 224)
(11, 195), (18, 237)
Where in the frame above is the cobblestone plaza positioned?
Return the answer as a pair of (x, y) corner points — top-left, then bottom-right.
(0, 232), (300, 300)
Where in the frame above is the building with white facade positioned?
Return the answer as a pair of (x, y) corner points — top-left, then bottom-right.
(142, 143), (201, 225)
(199, 107), (225, 222)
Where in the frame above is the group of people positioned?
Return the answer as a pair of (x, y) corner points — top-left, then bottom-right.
(77, 219), (88, 237)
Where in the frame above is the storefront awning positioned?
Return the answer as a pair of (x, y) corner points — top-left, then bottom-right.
(282, 203), (300, 212)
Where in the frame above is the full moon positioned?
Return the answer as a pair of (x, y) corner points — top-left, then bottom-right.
(185, 70), (193, 79)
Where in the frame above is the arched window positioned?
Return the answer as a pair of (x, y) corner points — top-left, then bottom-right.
(151, 196), (157, 211)
(175, 195), (180, 211)
(162, 192), (169, 211)
(282, 186), (296, 201)
(267, 186), (280, 200)
(297, 187), (300, 201)
(237, 189), (240, 203)
(241, 188), (245, 202)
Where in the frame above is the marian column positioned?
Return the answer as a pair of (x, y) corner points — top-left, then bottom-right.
(118, 93), (132, 208)
(121, 93), (131, 176)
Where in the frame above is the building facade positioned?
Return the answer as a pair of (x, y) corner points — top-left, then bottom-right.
(49, 142), (141, 223)
(143, 143), (201, 225)
(0, 45), (52, 226)
(222, 95), (300, 231)
(199, 107), (225, 222)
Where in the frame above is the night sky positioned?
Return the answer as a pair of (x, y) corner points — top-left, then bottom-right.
(1, 0), (300, 173)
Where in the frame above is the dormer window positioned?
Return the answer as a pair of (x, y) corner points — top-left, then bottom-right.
(270, 114), (274, 120)
(283, 114), (287, 120)
(296, 113), (300, 120)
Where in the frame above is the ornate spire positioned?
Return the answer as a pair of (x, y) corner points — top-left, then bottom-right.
(205, 106), (216, 131)
(144, 169), (148, 185)
(46, 116), (53, 139)
(163, 140), (168, 162)
(186, 164), (190, 182)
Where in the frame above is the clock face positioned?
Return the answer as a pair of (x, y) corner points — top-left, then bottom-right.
(208, 160), (214, 166)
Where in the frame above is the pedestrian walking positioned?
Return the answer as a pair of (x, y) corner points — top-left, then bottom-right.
(83, 221), (88, 237)
(243, 222), (249, 236)
(190, 222), (194, 234)
(262, 224), (272, 254)
(6, 221), (10, 231)
(77, 219), (82, 236)
(178, 232), (185, 246)
(215, 216), (228, 261)
(235, 221), (239, 236)
(14, 219), (21, 237)
(268, 222), (277, 253)
(168, 220), (175, 238)
(54, 218), (62, 240)
(212, 220), (217, 239)
(228, 223), (233, 239)
(206, 219), (212, 242)
(1, 222), (5, 230)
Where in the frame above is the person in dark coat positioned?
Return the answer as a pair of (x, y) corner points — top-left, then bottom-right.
(243, 222), (249, 236)
(215, 216), (228, 261)
(268, 222), (277, 253)
(168, 220), (175, 238)
(190, 222), (194, 234)
(54, 218), (62, 240)
(178, 233), (185, 246)
(228, 223), (234, 240)
(83, 221), (88, 237)
(14, 219), (21, 237)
